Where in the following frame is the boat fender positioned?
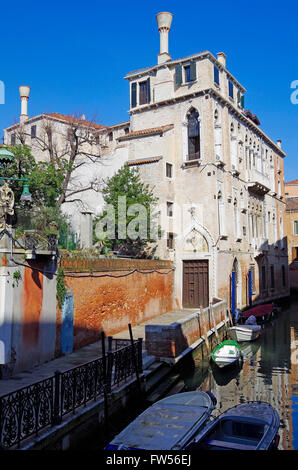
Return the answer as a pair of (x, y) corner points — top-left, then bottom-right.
(205, 390), (217, 406)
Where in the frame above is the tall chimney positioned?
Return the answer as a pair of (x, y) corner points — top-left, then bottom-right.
(277, 139), (282, 148)
(217, 52), (226, 68)
(156, 12), (173, 65)
(19, 86), (31, 123)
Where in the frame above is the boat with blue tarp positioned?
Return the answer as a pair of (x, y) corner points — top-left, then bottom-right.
(105, 391), (216, 450)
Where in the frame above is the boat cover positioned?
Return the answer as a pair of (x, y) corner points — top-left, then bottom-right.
(242, 304), (274, 319)
(189, 401), (280, 451)
(107, 391), (214, 450)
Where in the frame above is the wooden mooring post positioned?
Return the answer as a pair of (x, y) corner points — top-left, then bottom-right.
(210, 303), (219, 343)
(200, 305), (210, 354)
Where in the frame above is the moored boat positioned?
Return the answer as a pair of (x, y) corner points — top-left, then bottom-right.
(240, 303), (275, 324)
(211, 340), (241, 369)
(185, 401), (280, 450)
(229, 324), (261, 342)
(105, 391), (216, 450)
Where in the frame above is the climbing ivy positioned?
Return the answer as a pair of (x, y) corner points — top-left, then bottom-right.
(56, 267), (67, 309)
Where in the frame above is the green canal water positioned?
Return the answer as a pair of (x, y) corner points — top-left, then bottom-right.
(76, 297), (298, 450)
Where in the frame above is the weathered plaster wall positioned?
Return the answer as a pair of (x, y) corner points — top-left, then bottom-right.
(0, 258), (57, 375)
(58, 256), (174, 351)
(63, 268), (173, 350)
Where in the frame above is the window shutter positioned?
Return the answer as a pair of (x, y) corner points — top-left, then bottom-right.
(131, 82), (137, 108)
(175, 65), (182, 87)
(190, 61), (196, 81)
(146, 78), (151, 103)
(237, 89), (241, 105)
(241, 94), (245, 109)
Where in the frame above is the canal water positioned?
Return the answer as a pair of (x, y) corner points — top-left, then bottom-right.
(177, 296), (298, 450)
(75, 297), (298, 450)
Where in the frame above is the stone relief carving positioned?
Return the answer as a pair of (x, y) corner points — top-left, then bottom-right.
(0, 182), (15, 230)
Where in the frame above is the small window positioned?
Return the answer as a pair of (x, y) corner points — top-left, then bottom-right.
(294, 221), (298, 235)
(261, 266), (266, 291)
(282, 265), (286, 287)
(11, 134), (16, 145)
(184, 65), (191, 83)
(108, 132), (113, 142)
(124, 127), (129, 135)
(243, 226), (246, 237)
(270, 265), (275, 289)
(167, 232), (174, 249)
(214, 65), (219, 85)
(31, 125), (36, 139)
(166, 163), (173, 178)
(228, 80), (234, 99)
(167, 202), (173, 217)
(139, 79), (150, 105)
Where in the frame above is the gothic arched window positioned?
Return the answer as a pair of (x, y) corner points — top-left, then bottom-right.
(187, 109), (200, 160)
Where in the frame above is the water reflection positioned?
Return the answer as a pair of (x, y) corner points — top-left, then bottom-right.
(181, 299), (298, 450)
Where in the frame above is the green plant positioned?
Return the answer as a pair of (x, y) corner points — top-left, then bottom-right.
(12, 270), (21, 287)
(56, 267), (67, 308)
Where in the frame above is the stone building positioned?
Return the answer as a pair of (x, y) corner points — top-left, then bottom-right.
(3, 12), (289, 312)
(285, 180), (298, 290)
(4, 88), (130, 247)
(119, 12), (289, 310)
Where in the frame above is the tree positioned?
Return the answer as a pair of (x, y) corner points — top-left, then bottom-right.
(14, 113), (105, 209)
(94, 166), (159, 258)
(0, 144), (70, 238)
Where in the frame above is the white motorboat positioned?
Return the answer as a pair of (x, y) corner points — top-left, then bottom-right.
(229, 324), (261, 342)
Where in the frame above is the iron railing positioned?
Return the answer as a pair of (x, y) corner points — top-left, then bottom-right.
(0, 339), (142, 449)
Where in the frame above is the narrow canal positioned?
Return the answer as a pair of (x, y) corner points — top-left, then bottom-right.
(76, 296), (298, 450)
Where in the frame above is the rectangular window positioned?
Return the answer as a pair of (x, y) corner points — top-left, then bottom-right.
(294, 220), (298, 235)
(184, 66), (191, 83)
(214, 66), (219, 85)
(270, 265), (275, 289)
(228, 80), (234, 99)
(261, 266), (266, 292)
(167, 202), (173, 217)
(282, 265), (286, 287)
(167, 233), (174, 249)
(11, 134), (16, 145)
(31, 125), (36, 139)
(139, 79), (150, 105)
(131, 82), (137, 108)
(166, 162), (173, 178)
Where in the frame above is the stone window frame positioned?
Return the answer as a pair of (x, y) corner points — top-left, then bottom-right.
(181, 105), (203, 164)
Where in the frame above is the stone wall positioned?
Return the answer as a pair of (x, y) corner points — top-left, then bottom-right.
(59, 256), (174, 351)
(145, 299), (227, 359)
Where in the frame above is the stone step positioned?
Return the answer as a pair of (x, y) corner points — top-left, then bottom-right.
(142, 351), (156, 370)
(144, 363), (172, 393)
(146, 372), (182, 404)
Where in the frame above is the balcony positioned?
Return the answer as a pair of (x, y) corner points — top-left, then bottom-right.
(247, 169), (270, 195)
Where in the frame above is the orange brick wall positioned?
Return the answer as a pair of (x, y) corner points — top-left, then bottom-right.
(62, 268), (174, 350)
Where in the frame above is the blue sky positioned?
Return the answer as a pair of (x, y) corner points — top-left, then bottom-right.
(0, 0), (297, 180)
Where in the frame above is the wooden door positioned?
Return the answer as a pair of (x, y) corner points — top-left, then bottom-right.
(183, 260), (209, 308)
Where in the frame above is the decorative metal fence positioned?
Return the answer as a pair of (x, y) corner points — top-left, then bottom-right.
(0, 339), (142, 450)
